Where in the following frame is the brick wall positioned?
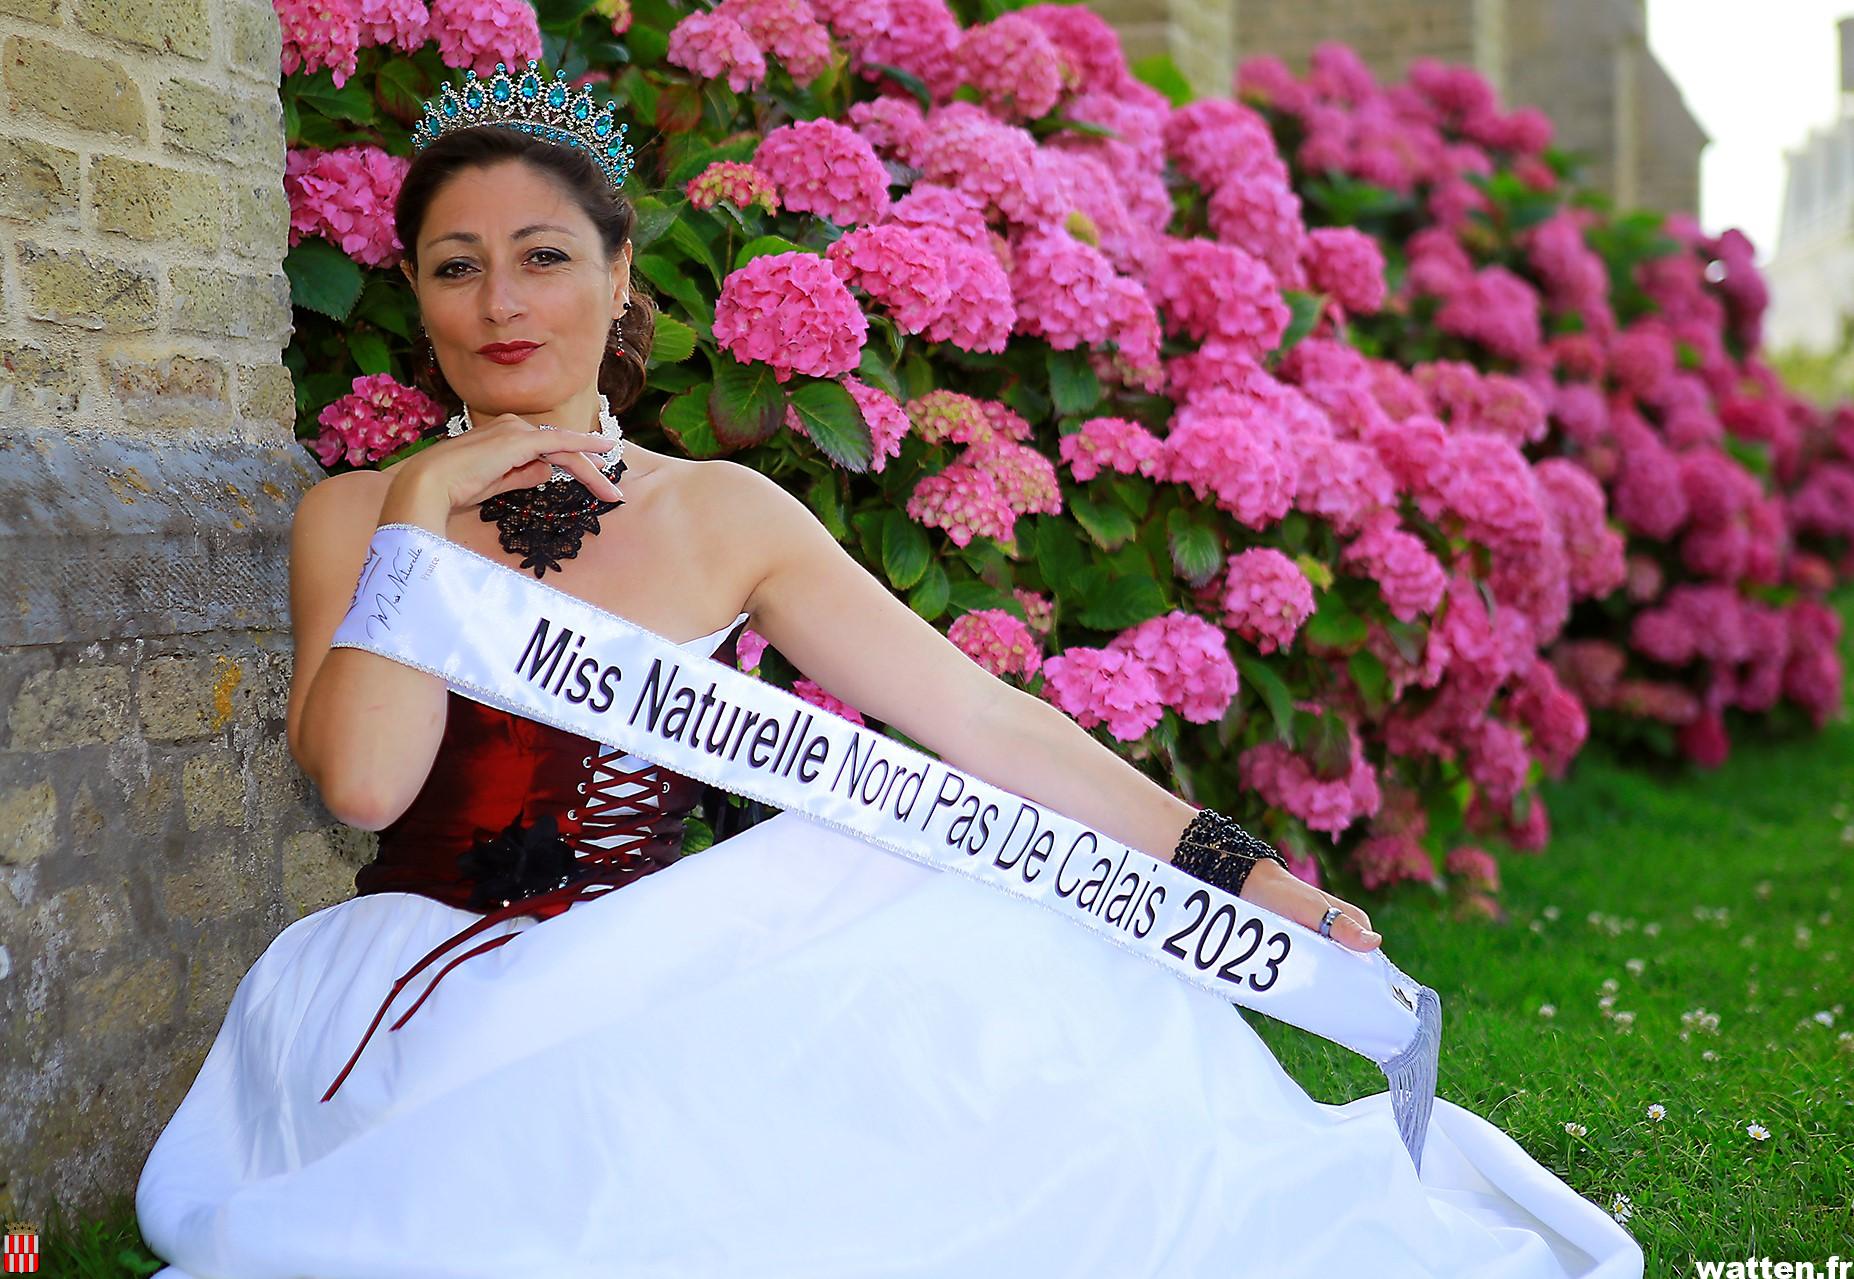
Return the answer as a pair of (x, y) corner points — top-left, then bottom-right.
(0, 0), (357, 1223)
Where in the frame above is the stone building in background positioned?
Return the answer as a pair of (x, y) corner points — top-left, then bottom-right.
(1098, 0), (1705, 217)
(1763, 19), (1854, 354)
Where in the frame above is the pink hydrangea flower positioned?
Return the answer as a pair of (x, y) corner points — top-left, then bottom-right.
(754, 118), (891, 227)
(1018, 2), (1131, 95)
(427, 0), (543, 76)
(912, 104), (1067, 230)
(792, 676), (866, 724)
(854, 0), (963, 100)
(1782, 599), (1845, 729)
(1534, 459), (1627, 600)
(1039, 645), (1166, 741)
(1444, 845), (1500, 891)
(848, 95), (929, 162)
(957, 13), (1066, 121)
(1221, 547), (1314, 654)
(906, 460), (1018, 548)
(1463, 717), (1530, 809)
(1059, 416), (1162, 482)
(1439, 433), (1550, 557)
(1014, 587), (1054, 635)
(713, 251), (868, 383)
(844, 375), (910, 472)
(966, 439), (1063, 518)
(1237, 54), (1313, 115)
(1239, 729), (1381, 839)
(1206, 175), (1305, 287)
(1302, 226), (1387, 315)
(1610, 418), (1690, 540)
(1106, 611), (1242, 724)
(826, 223), (951, 335)
(1148, 238), (1290, 359)
(1435, 264), (1543, 361)
(735, 627), (769, 671)
(313, 373), (445, 468)
(1353, 833), (1436, 891)
(1008, 227), (1119, 350)
(1510, 658), (1587, 779)
(805, 0), (885, 49)
(1677, 710), (1729, 768)
(948, 608), (1043, 679)
(277, 0), (360, 86)
(285, 144), (409, 267)
(666, 11), (767, 92)
(715, 0), (834, 85)
(1340, 514), (1447, 622)
(905, 389), (992, 446)
(686, 160), (780, 214)
(886, 183), (989, 245)
(1292, 436), (1396, 536)
(1164, 99), (1285, 193)
(977, 398), (1033, 444)
(1158, 388), (1298, 529)
(356, 0), (428, 52)
(1099, 275), (1164, 392)
(915, 230), (1015, 353)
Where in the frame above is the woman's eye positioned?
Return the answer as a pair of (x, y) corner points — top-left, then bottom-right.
(434, 249), (567, 278)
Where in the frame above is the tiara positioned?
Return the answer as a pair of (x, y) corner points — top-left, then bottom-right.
(412, 60), (635, 192)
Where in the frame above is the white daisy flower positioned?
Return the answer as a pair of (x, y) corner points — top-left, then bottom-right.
(1610, 1192), (1634, 1223)
(1625, 957), (1646, 976)
(1746, 1123), (1770, 1141)
(1647, 1104), (1665, 1122)
(1538, 1003), (1557, 1019)
(1564, 1121), (1588, 1138)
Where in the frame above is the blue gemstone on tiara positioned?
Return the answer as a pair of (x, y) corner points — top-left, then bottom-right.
(410, 58), (635, 193)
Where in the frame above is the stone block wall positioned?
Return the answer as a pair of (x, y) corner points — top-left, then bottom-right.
(0, 0), (355, 1223)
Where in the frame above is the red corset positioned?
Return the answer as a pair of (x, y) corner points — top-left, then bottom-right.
(322, 625), (744, 1103)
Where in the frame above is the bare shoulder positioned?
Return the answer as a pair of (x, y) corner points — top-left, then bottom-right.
(293, 467), (392, 531)
(673, 457), (815, 611)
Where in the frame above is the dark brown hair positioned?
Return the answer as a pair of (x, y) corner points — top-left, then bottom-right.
(394, 125), (656, 417)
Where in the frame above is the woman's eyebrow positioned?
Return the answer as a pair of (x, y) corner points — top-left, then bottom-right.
(426, 222), (577, 249)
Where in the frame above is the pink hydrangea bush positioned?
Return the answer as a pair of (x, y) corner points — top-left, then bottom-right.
(278, 2), (1853, 905)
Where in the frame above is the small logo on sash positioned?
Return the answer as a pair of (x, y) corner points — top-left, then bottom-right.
(2, 1223), (38, 1274)
(1393, 985), (1415, 1013)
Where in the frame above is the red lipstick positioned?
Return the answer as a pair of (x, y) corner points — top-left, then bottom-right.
(477, 340), (541, 365)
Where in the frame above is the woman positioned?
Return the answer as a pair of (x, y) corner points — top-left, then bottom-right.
(134, 74), (1645, 1277)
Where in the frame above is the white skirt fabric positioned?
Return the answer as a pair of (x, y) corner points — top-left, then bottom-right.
(136, 806), (1645, 1278)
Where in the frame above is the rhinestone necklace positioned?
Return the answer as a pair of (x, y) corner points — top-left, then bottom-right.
(443, 395), (628, 579)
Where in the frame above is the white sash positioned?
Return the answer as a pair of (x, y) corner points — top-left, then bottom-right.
(330, 524), (1442, 1168)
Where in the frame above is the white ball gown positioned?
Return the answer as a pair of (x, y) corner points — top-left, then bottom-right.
(135, 612), (1645, 1277)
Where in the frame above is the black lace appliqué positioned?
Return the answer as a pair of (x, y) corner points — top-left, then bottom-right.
(456, 812), (584, 912)
(478, 458), (627, 578)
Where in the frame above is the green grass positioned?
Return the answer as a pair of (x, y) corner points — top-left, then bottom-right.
(1254, 584), (1854, 1275)
(37, 589), (1854, 1278)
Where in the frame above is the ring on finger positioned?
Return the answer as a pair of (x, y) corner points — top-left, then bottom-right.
(1318, 906), (1344, 939)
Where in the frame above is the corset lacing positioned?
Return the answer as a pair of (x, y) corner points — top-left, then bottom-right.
(319, 753), (683, 1104)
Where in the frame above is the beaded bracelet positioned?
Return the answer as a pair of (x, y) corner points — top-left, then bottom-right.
(1169, 807), (1289, 899)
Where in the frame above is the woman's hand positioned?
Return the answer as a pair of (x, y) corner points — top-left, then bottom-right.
(1238, 860), (1383, 952)
(395, 412), (623, 513)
